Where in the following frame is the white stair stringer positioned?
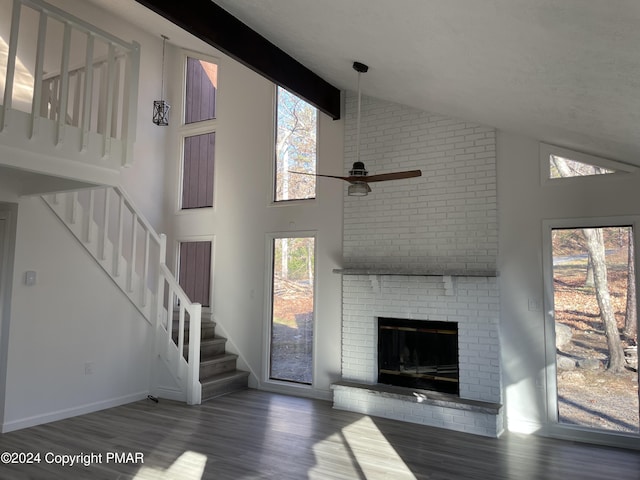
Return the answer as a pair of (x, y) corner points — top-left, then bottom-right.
(42, 194), (154, 322)
(42, 188), (202, 405)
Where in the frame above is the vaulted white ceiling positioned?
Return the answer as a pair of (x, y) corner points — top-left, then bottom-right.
(94, 0), (640, 166)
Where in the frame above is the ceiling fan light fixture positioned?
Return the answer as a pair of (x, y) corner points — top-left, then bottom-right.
(349, 161), (368, 176)
(348, 182), (369, 196)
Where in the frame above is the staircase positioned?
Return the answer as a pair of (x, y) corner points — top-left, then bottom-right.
(177, 312), (249, 400)
(43, 187), (248, 404)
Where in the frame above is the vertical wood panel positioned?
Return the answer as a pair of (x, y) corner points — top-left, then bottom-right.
(182, 133), (214, 209)
(207, 133), (215, 203)
(185, 57), (216, 124)
(179, 241), (211, 307)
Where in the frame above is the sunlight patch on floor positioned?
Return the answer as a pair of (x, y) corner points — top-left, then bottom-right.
(310, 416), (417, 479)
(133, 451), (207, 480)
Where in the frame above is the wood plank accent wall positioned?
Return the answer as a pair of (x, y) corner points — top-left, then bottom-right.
(185, 57), (217, 124)
(182, 132), (215, 209)
(179, 241), (212, 307)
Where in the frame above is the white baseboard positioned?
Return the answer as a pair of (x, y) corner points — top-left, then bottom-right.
(1, 391), (149, 433)
(155, 385), (186, 402)
(258, 380), (333, 402)
(505, 416), (544, 435)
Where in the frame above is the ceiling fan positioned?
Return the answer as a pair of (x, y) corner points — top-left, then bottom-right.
(290, 62), (422, 196)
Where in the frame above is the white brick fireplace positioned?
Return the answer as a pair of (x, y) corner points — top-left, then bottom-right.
(333, 93), (501, 437)
(332, 272), (503, 437)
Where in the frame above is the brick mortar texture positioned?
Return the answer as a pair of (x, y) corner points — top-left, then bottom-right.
(341, 275), (501, 404)
(343, 92), (497, 272)
(337, 95), (501, 435)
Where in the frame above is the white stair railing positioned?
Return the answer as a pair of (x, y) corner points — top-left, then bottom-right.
(43, 187), (202, 405)
(1, 0), (140, 167)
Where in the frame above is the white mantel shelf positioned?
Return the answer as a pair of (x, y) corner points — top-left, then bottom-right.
(333, 268), (498, 277)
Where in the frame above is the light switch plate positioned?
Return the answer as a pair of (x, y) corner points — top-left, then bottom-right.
(25, 271), (37, 286)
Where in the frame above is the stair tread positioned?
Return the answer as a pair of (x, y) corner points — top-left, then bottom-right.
(184, 337), (226, 346)
(200, 353), (238, 365)
(200, 370), (250, 385)
(172, 322), (216, 330)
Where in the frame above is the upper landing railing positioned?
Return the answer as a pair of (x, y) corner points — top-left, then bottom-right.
(1, 0), (140, 169)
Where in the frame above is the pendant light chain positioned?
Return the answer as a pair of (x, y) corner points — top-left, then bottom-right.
(153, 35), (171, 126)
(356, 70), (362, 164)
(160, 35), (168, 101)
(351, 61), (368, 168)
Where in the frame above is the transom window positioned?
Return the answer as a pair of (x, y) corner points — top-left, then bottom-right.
(541, 143), (637, 183)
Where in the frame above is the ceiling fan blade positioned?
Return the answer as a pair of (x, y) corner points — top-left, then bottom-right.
(289, 171), (352, 181)
(349, 170), (422, 183)
(290, 169), (422, 185)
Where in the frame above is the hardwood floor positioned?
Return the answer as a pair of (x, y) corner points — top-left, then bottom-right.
(0, 389), (638, 479)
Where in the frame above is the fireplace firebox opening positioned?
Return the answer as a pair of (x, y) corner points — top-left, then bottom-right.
(378, 317), (459, 395)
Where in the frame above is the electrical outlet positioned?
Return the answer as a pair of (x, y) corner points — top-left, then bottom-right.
(84, 362), (94, 375)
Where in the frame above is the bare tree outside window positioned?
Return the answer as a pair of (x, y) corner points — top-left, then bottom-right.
(274, 87), (317, 201)
(550, 156), (638, 433)
(550, 155), (614, 179)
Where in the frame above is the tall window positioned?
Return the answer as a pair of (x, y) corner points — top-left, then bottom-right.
(269, 236), (315, 384)
(181, 55), (218, 209)
(274, 87), (317, 201)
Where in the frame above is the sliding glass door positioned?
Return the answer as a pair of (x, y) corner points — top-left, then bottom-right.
(547, 224), (639, 436)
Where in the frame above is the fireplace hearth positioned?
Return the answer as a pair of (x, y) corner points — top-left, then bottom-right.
(378, 317), (459, 395)
(334, 274), (501, 437)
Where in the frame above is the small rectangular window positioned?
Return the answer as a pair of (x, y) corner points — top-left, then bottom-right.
(274, 87), (317, 201)
(185, 56), (217, 124)
(182, 132), (215, 209)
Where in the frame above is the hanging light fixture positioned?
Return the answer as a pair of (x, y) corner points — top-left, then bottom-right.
(152, 35), (170, 126)
(349, 61), (369, 196)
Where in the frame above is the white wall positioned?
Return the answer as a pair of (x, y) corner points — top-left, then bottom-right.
(2, 197), (152, 431)
(163, 47), (344, 399)
(497, 131), (640, 442)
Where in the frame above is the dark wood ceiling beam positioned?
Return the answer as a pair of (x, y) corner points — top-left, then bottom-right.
(133, 0), (341, 120)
